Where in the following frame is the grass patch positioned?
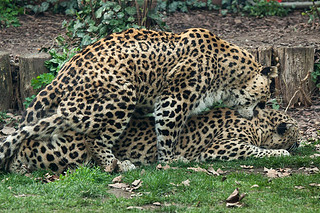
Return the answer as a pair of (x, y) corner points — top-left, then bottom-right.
(0, 144), (319, 212)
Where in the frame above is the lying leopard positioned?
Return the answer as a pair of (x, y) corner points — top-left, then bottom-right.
(0, 28), (277, 170)
(8, 108), (299, 174)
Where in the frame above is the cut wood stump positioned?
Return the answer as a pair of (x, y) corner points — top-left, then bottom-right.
(19, 53), (51, 105)
(275, 47), (315, 107)
(0, 52), (13, 111)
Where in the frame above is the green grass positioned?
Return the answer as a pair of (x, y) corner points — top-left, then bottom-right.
(0, 144), (319, 212)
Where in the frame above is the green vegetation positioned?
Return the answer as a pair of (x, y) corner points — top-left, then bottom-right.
(312, 61), (320, 89)
(243, 0), (290, 17)
(0, 143), (319, 212)
(0, 0), (23, 28)
(0, 112), (10, 123)
(302, 0), (320, 24)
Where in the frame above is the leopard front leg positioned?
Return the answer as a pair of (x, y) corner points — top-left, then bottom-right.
(154, 95), (190, 163)
(198, 139), (290, 161)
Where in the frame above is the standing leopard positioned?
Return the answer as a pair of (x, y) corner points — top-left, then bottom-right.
(0, 28), (277, 170)
(8, 107), (299, 174)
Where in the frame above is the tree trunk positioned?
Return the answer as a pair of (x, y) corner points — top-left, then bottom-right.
(19, 53), (51, 106)
(0, 52), (13, 111)
(275, 47), (315, 107)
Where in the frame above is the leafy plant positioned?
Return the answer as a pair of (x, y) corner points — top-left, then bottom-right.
(64, 0), (165, 48)
(23, 95), (36, 109)
(311, 62), (320, 88)
(0, 0), (23, 28)
(269, 98), (280, 110)
(25, 0), (79, 15)
(302, 0), (320, 24)
(243, 0), (290, 17)
(0, 111), (10, 123)
(156, 0), (219, 13)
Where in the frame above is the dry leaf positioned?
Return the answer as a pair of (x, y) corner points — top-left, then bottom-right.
(153, 202), (161, 206)
(140, 169), (145, 176)
(181, 179), (190, 186)
(207, 167), (220, 176)
(310, 154), (320, 158)
(295, 186), (305, 189)
(264, 168), (291, 178)
(108, 182), (129, 189)
(156, 164), (171, 170)
(131, 179), (143, 190)
(240, 165), (254, 169)
(127, 206), (144, 210)
(226, 188), (240, 203)
(235, 181), (241, 185)
(251, 184), (259, 188)
(187, 166), (207, 173)
(226, 188), (246, 208)
(216, 168), (225, 174)
(14, 194), (36, 198)
(309, 183), (320, 187)
(226, 202), (244, 208)
(41, 173), (60, 183)
(112, 175), (123, 183)
(264, 168), (278, 178)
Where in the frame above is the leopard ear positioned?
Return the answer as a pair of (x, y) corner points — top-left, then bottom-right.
(261, 66), (278, 78)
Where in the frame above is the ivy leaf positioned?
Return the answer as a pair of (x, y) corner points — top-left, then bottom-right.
(125, 7), (137, 16)
(95, 6), (105, 19)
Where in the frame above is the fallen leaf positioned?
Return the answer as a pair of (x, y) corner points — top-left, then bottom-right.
(127, 206), (144, 210)
(264, 167), (291, 178)
(14, 194), (36, 198)
(1, 126), (15, 135)
(153, 202), (161, 206)
(216, 168), (225, 174)
(156, 164), (171, 170)
(225, 188), (246, 208)
(108, 182), (129, 189)
(41, 173), (60, 183)
(187, 166), (207, 173)
(131, 179), (143, 190)
(181, 179), (190, 186)
(226, 188), (240, 203)
(240, 165), (254, 169)
(264, 168), (278, 178)
(112, 175), (123, 183)
(295, 186), (305, 189)
(309, 183), (320, 187)
(251, 184), (259, 188)
(140, 169), (145, 176)
(207, 167), (220, 176)
(226, 202), (244, 208)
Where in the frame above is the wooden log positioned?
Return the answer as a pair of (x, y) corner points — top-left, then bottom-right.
(275, 47), (315, 107)
(0, 52), (13, 111)
(19, 53), (51, 105)
(257, 46), (273, 67)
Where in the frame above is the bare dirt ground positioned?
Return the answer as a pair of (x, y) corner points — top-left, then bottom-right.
(0, 10), (319, 141)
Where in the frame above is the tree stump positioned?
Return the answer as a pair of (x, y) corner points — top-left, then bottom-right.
(248, 46), (273, 66)
(0, 52), (13, 111)
(19, 53), (51, 105)
(275, 47), (315, 107)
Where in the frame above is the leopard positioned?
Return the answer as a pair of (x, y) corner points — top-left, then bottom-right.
(8, 107), (299, 174)
(0, 28), (278, 170)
